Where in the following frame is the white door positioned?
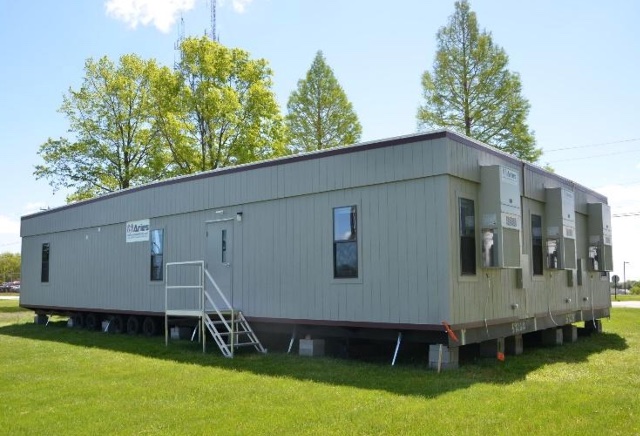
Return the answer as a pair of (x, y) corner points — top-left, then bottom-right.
(206, 220), (233, 305)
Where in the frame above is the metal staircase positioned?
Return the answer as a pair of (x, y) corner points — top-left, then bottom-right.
(202, 309), (266, 358)
(164, 261), (266, 358)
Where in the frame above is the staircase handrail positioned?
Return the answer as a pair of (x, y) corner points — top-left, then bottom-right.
(204, 268), (233, 309)
(203, 289), (232, 333)
(165, 260), (206, 314)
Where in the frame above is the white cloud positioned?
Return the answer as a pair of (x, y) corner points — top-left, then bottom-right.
(105, 0), (254, 33)
(226, 0), (253, 13)
(596, 183), (640, 280)
(0, 215), (19, 236)
(0, 215), (20, 252)
(105, 0), (196, 33)
(23, 202), (49, 216)
(596, 183), (640, 213)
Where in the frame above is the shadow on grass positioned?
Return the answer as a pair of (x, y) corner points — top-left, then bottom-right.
(0, 317), (629, 399)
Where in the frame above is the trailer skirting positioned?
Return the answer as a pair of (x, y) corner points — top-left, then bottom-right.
(21, 303), (610, 347)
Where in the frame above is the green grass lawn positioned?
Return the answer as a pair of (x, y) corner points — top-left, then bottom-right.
(612, 294), (640, 301)
(1, 300), (639, 435)
(0, 299), (32, 324)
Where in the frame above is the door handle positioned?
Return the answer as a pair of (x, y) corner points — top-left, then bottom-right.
(223, 263), (231, 267)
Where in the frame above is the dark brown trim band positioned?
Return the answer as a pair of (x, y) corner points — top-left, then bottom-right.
(20, 304), (159, 318)
(244, 316), (444, 331)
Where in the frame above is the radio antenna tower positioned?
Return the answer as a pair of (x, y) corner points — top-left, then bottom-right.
(208, 0), (218, 42)
(174, 14), (185, 69)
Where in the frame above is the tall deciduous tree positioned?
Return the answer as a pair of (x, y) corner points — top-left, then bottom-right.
(35, 55), (167, 202)
(417, 1), (541, 162)
(153, 37), (286, 173)
(0, 252), (21, 282)
(286, 51), (362, 153)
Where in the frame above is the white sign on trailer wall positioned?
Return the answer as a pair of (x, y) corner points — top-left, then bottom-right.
(126, 219), (150, 243)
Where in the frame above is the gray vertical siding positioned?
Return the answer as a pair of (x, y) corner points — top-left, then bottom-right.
(20, 131), (610, 329)
(443, 136), (609, 326)
(233, 177), (450, 324)
(21, 135), (453, 325)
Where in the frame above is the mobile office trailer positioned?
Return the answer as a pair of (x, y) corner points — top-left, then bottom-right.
(20, 130), (612, 364)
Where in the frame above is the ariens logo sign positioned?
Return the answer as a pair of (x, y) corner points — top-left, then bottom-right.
(127, 223), (149, 233)
(501, 167), (519, 184)
(126, 219), (150, 243)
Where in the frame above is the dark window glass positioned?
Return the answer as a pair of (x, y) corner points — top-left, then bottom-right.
(150, 229), (164, 281)
(41, 243), (50, 283)
(531, 214), (543, 275)
(459, 198), (476, 275)
(333, 206), (358, 278)
(221, 229), (227, 263)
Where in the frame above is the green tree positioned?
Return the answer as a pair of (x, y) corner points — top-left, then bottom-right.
(286, 50), (362, 153)
(35, 55), (167, 202)
(417, 1), (541, 162)
(0, 252), (21, 282)
(153, 37), (286, 174)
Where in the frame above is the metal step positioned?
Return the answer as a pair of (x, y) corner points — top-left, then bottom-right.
(208, 319), (240, 325)
(215, 331), (254, 337)
(235, 342), (260, 347)
(165, 261), (266, 357)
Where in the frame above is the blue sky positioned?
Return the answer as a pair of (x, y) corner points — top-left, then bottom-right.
(0, 0), (638, 280)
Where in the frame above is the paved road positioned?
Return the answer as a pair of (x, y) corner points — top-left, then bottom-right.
(0, 295), (19, 300)
(611, 301), (640, 308)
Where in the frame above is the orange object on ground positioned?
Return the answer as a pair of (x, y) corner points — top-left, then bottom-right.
(442, 321), (459, 343)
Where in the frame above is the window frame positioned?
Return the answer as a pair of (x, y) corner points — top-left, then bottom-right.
(41, 242), (50, 283)
(332, 205), (360, 281)
(458, 197), (477, 276)
(531, 214), (544, 276)
(150, 229), (164, 282)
